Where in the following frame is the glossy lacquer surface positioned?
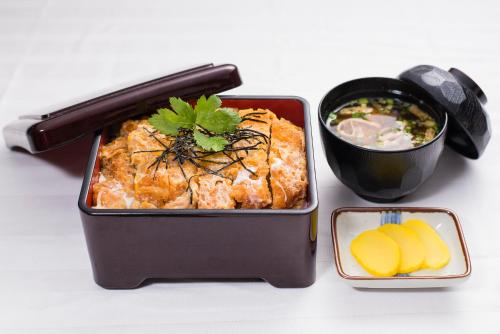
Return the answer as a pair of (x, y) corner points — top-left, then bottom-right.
(319, 78), (447, 202)
(2, 64), (242, 153)
(399, 65), (491, 159)
(78, 96), (318, 289)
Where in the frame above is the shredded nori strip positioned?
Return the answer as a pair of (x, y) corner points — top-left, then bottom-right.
(133, 119), (270, 187)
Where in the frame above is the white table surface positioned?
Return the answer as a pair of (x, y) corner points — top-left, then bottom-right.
(1, 0), (499, 333)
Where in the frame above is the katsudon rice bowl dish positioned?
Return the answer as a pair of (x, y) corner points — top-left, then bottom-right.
(79, 95), (318, 288)
(91, 95), (308, 210)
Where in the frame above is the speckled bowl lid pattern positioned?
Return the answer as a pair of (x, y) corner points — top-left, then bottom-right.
(399, 65), (491, 159)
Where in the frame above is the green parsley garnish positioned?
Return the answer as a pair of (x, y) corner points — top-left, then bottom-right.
(148, 95), (241, 152)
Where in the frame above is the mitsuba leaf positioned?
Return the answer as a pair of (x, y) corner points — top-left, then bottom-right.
(148, 109), (181, 135)
(194, 95), (222, 115)
(193, 129), (228, 152)
(148, 98), (195, 135)
(169, 97), (196, 125)
(149, 94), (241, 147)
(196, 107), (241, 134)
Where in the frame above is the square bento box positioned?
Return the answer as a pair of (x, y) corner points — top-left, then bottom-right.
(78, 96), (319, 289)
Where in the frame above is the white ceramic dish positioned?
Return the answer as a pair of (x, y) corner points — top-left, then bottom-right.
(331, 207), (471, 288)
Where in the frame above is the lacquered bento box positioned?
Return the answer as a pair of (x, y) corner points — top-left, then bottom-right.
(78, 96), (318, 289)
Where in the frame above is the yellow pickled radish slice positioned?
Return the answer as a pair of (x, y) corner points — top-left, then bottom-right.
(378, 224), (426, 274)
(403, 219), (450, 270)
(350, 230), (400, 277)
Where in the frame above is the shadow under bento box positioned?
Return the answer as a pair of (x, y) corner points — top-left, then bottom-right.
(78, 96), (318, 289)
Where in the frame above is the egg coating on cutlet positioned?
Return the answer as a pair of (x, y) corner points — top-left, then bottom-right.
(92, 108), (308, 209)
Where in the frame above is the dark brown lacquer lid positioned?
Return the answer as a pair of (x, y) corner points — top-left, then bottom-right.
(3, 63), (242, 153)
(399, 65), (491, 159)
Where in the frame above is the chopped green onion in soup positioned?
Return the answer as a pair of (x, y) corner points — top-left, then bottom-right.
(327, 97), (438, 150)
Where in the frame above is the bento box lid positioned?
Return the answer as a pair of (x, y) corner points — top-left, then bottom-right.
(2, 63), (242, 153)
(398, 65), (491, 159)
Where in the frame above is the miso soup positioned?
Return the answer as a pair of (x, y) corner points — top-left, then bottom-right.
(326, 97), (438, 150)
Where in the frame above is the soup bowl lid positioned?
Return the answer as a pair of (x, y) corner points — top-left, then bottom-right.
(399, 65), (491, 159)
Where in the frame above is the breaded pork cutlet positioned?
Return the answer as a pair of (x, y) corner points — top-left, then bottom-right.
(93, 108), (308, 209)
(127, 120), (198, 209)
(227, 108), (275, 208)
(93, 135), (135, 209)
(195, 108), (274, 209)
(269, 117), (308, 209)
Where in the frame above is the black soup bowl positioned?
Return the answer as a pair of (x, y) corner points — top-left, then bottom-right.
(318, 77), (448, 202)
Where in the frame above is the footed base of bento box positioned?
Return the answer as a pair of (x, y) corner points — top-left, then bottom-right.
(93, 271), (315, 289)
(80, 213), (317, 290)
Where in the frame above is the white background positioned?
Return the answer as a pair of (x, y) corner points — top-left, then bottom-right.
(1, 0), (499, 333)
